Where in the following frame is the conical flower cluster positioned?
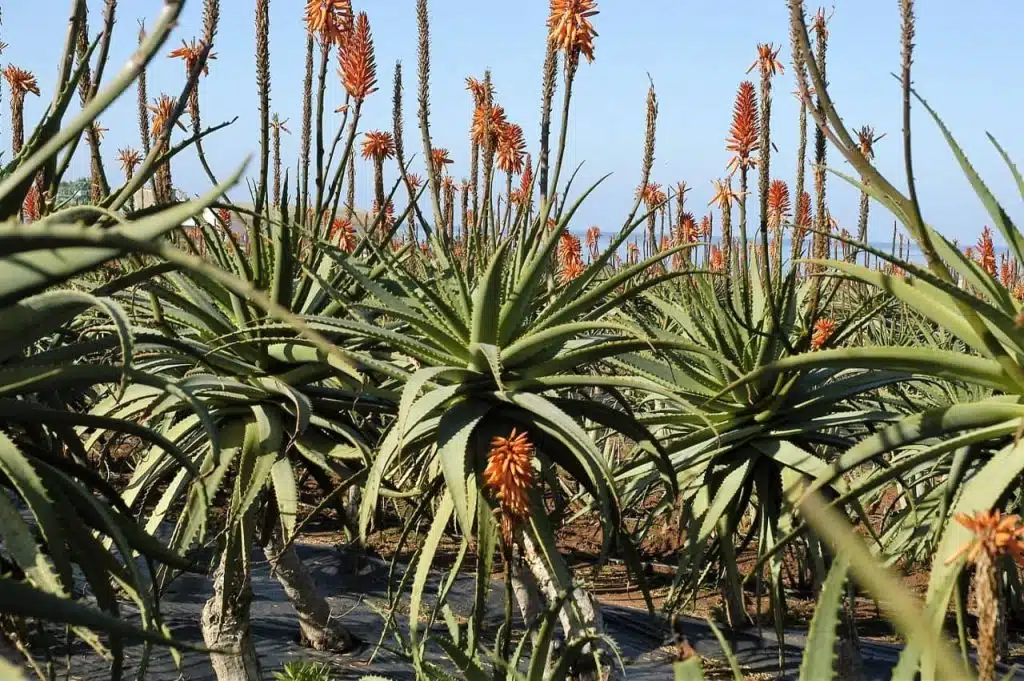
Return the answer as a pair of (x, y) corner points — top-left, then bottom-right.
(483, 429), (535, 533)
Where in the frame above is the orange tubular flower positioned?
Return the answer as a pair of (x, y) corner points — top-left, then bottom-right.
(559, 230), (582, 262)
(483, 428), (536, 536)
(676, 212), (697, 245)
(999, 255), (1014, 289)
(747, 42), (784, 78)
(559, 257), (586, 284)
(330, 217), (357, 252)
(471, 103), (508, 152)
(977, 226), (997, 276)
(637, 182), (666, 210)
(465, 76), (493, 107)
(547, 0), (599, 65)
(709, 245), (725, 272)
(699, 215), (713, 240)
(168, 38), (217, 76)
(496, 123), (527, 176)
(767, 179), (791, 230)
(405, 173), (423, 191)
(372, 199), (395, 227)
(725, 81), (759, 174)
(305, 0), (353, 46)
(709, 177), (741, 210)
(811, 318), (836, 350)
(2, 66), (40, 99)
(147, 94), (179, 139)
(217, 208), (233, 228)
(796, 192), (812, 230)
(117, 147), (142, 175)
(431, 147), (454, 175)
(361, 130), (395, 161)
(584, 225), (601, 252)
(22, 184), (39, 222)
(339, 12), (377, 102)
(514, 154), (534, 200)
(948, 510), (1024, 566)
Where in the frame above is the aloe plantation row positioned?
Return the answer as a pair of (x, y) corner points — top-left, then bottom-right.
(1, 0), (1022, 680)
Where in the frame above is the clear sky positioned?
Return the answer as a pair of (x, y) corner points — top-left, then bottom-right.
(4, 1), (1021, 244)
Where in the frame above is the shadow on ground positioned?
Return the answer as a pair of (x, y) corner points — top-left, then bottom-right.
(61, 542), (1021, 681)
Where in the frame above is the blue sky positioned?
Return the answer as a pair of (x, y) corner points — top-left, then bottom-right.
(4, 1), (1021, 243)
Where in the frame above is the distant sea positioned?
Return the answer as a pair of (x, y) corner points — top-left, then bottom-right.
(567, 230), (1014, 267)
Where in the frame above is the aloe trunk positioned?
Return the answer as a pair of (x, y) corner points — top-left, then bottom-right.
(719, 517), (747, 628)
(201, 548), (262, 681)
(518, 528), (620, 680)
(262, 524), (358, 653)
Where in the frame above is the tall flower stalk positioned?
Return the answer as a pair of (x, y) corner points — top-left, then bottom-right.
(854, 124), (883, 265)
(270, 115), (291, 207)
(147, 94), (177, 204)
(361, 130), (395, 238)
(748, 43), (783, 291)
(807, 8), (829, 316)
(948, 511), (1024, 681)
(725, 80), (758, 313)
(543, 0), (597, 218)
(3, 66), (39, 156)
(117, 148), (142, 212)
(300, 35), (314, 215)
(136, 21), (152, 158)
(711, 177), (739, 298)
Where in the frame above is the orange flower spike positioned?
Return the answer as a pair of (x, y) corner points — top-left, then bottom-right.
(168, 38), (217, 76)
(22, 184), (39, 222)
(947, 510), (1024, 567)
(217, 208), (233, 228)
(699, 215), (713, 240)
(977, 226), (997, 276)
(496, 122), (527, 176)
(637, 182), (666, 209)
(520, 154), (533, 191)
(709, 245), (725, 272)
(559, 257), (586, 284)
(339, 12), (377, 102)
(709, 178), (739, 210)
(305, 0), (353, 46)
(147, 94), (179, 139)
(766, 179), (791, 230)
(747, 42), (784, 78)
(405, 173), (423, 191)
(795, 191), (812, 229)
(330, 218), (357, 252)
(677, 212), (697, 245)
(372, 199), (395, 226)
(431, 147), (454, 175)
(2, 66), (40, 98)
(361, 130), (395, 161)
(471, 103), (508, 151)
(483, 428), (536, 521)
(117, 147), (142, 175)
(547, 0), (599, 65)
(811, 318), (836, 350)
(465, 76), (493, 107)
(726, 81), (759, 174)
